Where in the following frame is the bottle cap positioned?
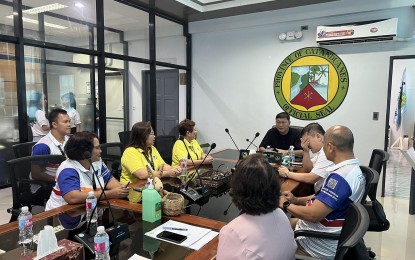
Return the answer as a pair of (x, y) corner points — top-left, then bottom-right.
(21, 206), (28, 212)
(88, 191), (94, 195)
(147, 179), (154, 189)
(97, 226), (105, 233)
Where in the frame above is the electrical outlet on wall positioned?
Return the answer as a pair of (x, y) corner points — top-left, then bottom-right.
(373, 112), (379, 120)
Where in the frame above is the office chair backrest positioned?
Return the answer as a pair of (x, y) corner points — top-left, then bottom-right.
(7, 155), (65, 214)
(100, 142), (123, 180)
(12, 142), (37, 158)
(368, 149), (389, 173)
(154, 135), (176, 165)
(335, 203), (370, 260)
(368, 149), (389, 200)
(359, 166), (379, 204)
(118, 131), (131, 151)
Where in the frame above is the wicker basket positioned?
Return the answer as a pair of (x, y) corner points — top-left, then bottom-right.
(162, 193), (184, 216)
(199, 170), (232, 189)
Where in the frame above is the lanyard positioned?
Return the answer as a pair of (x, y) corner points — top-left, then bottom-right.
(182, 139), (199, 160)
(48, 134), (65, 157)
(57, 145), (65, 157)
(189, 146), (199, 160)
(142, 149), (155, 170)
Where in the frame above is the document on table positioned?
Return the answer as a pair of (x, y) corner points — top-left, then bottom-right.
(145, 220), (218, 250)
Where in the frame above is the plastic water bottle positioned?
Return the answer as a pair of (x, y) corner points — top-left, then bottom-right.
(18, 206), (33, 247)
(86, 191), (98, 223)
(179, 157), (187, 191)
(288, 145), (295, 170)
(94, 226), (110, 260)
(142, 179), (162, 223)
(266, 145), (271, 153)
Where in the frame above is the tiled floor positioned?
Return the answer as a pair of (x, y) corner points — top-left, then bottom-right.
(0, 187), (12, 225)
(363, 149), (415, 260)
(0, 149), (414, 259)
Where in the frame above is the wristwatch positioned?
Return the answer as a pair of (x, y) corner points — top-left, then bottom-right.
(283, 201), (291, 213)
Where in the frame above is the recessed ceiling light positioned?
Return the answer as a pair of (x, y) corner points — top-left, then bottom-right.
(5, 15), (68, 30)
(23, 3), (68, 15)
(75, 2), (85, 8)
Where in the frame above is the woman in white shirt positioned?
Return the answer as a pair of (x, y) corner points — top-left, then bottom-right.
(28, 91), (49, 141)
(61, 92), (81, 134)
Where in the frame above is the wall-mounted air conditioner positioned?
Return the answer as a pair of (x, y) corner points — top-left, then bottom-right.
(316, 18), (398, 46)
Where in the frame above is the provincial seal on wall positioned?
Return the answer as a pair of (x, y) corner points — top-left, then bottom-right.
(274, 47), (349, 120)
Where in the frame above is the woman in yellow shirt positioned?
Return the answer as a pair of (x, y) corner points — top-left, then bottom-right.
(120, 121), (181, 202)
(172, 119), (214, 168)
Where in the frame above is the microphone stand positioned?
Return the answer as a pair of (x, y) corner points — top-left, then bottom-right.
(225, 128), (240, 150)
(181, 143), (216, 201)
(223, 201), (233, 215)
(245, 132), (260, 151)
(233, 133), (260, 170)
(75, 155), (130, 254)
(89, 159), (116, 226)
(246, 139), (258, 151)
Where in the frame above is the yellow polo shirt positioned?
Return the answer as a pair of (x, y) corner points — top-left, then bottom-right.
(120, 146), (165, 202)
(172, 138), (203, 167)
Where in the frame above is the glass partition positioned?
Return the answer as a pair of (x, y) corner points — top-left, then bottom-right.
(22, 0), (97, 49)
(0, 0), (14, 36)
(103, 1), (149, 59)
(46, 63), (95, 132)
(0, 42), (17, 187)
(155, 16), (186, 66)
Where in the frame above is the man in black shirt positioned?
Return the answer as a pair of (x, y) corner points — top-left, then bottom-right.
(259, 112), (303, 156)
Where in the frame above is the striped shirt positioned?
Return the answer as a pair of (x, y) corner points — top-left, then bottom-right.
(311, 147), (334, 192)
(31, 132), (69, 179)
(45, 158), (112, 210)
(296, 158), (365, 259)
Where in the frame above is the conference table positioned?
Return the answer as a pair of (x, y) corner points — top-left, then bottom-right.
(0, 149), (310, 259)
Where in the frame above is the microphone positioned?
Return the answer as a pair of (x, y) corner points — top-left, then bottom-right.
(74, 151), (130, 254)
(245, 132), (260, 150)
(181, 143), (216, 202)
(225, 128), (240, 150)
(232, 132), (261, 170)
(246, 139), (258, 150)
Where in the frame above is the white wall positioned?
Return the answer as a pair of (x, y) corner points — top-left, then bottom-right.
(189, 4), (415, 164)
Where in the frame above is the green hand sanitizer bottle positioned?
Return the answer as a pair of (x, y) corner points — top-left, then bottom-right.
(142, 178), (162, 223)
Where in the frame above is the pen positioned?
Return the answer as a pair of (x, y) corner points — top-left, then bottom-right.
(124, 182), (130, 188)
(162, 227), (188, 231)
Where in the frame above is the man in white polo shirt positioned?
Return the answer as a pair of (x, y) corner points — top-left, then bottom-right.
(31, 108), (71, 184)
(278, 123), (333, 192)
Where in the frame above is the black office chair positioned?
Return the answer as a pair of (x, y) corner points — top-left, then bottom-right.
(362, 164), (390, 232)
(118, 131), (131, 151)
(295, 203), (370, 260)
(368, 149), (389, 200)
(12, 142), (37, 158)
(100, 142), (123, 180)
(360, 166), (389, 258)
(154, 135), (176, 165)
(359, 166), (378, 204)
(7, 155), (65, 222)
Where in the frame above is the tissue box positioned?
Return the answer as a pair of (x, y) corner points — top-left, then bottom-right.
(23, 239), (83, 260)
